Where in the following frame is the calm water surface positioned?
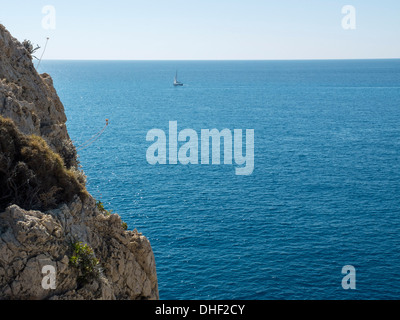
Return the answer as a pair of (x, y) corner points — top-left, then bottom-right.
(41, 59), (400, 299)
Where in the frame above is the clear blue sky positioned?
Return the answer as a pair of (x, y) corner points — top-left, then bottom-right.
(1, 0), (399, 60)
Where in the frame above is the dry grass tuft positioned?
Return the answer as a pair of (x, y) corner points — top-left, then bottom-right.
(0, 116), (88, 211)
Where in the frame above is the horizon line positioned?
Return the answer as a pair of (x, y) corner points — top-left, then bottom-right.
(41, 58), (400, 62)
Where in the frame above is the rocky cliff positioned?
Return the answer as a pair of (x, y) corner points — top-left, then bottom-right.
(0, 25), (159, 300)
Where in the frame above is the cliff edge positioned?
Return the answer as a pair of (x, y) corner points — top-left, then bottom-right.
(0, 25), (159, 300)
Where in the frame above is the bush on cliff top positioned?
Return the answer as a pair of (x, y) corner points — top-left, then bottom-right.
(0, 116), (88, 212)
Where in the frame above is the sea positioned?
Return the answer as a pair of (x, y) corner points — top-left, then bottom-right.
(40, 59), (400, 300)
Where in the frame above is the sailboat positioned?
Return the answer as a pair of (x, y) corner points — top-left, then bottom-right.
(173, 71), (184, 86)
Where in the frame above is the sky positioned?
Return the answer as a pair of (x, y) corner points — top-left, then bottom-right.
(1, 0), (399, 60)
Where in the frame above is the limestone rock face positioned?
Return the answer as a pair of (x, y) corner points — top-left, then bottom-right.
(0, 25), (158, 300)
(0, 25), (69, 160)
(0, 198), (158, 300)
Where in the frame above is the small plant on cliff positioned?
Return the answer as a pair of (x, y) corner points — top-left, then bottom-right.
(96, 200), (112, 216)
(69, 241), (101, 286)
(22, 39), (40, 59)
(59, 138), (79, 169)
(96, 200), (129, 230)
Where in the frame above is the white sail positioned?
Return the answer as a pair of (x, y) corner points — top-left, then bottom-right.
(174, 70), (183, 86)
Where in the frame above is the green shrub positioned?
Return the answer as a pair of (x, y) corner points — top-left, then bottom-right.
(96, 200), (113, 216)
(69, 241), (101, 286)
(96, 200), (105, 212)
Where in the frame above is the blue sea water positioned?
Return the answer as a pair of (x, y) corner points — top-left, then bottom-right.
(40, 60), (400, 300)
